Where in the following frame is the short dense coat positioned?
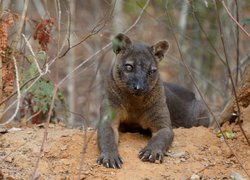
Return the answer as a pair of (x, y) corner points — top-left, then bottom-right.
(97, 33), (210, 168)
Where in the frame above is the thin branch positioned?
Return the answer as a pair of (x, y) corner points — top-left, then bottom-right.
(165, 3), (250, 178)
(29, 0), (151, 177)
(0, 1), (105, 124)
(77, 129), (96, 180)
(234, 0), (239, 85)
(56, 0), (62, 56)
(214, 1), (250, 146)
(58, 0), (151, 87)
(136, 2), (224, 68)
(123, 0), (150, 33)
(11, 0), (29, 52)
(186, 164), (212, 180)
(0, 0), (30, 125)
(55, 0), (62, 83)
(22, 34), (43, 74)
(66, 109), (88, 125)
(31, 85), (58, 180)
(220, 0), (250, 38)
(46, 3), (71, 65)
(1, 0), (150, 126)
(76, 53), (107, 179)
(0, 73), (44, 126)
(0, 74), (39, 107)
(76, 1), (151, 177)
(189, 1), (226, 66)
(25, 110), (42, 123)
(59, 1), (114, 59)
(166, 54), (225, 97)
(0, 56), (21, 126)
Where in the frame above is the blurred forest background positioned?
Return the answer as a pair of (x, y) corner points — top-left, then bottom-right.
(0, 0), (250, 127)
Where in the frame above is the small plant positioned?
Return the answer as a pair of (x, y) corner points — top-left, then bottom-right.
(20, 52), (67, 123)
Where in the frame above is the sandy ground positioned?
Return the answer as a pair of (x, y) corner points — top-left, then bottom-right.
(0, 106), (249, 180)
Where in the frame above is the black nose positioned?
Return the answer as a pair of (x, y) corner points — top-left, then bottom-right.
(133, 85), (143, 91)
(132, 84), (146, 96)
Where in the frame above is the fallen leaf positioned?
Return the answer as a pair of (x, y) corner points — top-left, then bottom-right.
(216, 130), (235, 139)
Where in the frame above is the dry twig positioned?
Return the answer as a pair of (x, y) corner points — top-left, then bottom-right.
(214, 1), (250, 146)
(220, 0), (250, 38)
(57, 0), (151, 87)
(30, 85), (58, 180)
(76, 0), (151, 178)
(165, 3), (250, 178)
(0, 56), (21, 126)
(189, 1), (226, 66)
(234, 0), (240, 85)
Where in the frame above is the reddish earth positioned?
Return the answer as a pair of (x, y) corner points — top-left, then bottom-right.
(0, 106), (249, 180)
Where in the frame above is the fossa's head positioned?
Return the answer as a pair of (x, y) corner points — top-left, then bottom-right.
(112, 33), (169, 96)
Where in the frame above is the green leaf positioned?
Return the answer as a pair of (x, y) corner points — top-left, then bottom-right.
(124, 0), (147, 13)
(33, 105), (39, 112)
(216, 130), (235, 139)
(29, 63), (38, 77)
(33, 96), (39, 102)
(35, 51), (46, 61)
(240, 18), (250, 24)
(41, 105), (48, 113)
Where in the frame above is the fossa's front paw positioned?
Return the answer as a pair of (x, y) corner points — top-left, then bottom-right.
(97, 152), (123, 169)
(138, 147), (164, 163)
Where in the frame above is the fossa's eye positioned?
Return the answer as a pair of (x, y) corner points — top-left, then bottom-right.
(125, 64), (133, 72)
(149, 67), (157, 75)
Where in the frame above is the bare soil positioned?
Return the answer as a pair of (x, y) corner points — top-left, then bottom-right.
(0, 106), (250, 180)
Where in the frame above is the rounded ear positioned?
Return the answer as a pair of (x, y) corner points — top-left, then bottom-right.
(112, 33), (132, 54)
(151, 40), (169, 61)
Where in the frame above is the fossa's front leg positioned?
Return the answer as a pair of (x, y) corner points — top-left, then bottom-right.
(139, 112), (174, 163)
(139, 127), (173, 163)
(97, 111), (122, 168)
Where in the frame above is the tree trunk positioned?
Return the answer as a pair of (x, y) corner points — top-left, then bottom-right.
(113, 0), (124, 33)
(178, 0), (189, 85)
(67, 0), (76, 125)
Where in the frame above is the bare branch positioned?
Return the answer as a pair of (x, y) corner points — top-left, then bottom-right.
(234, 0), (240, 85)
(77, 129), (96, 180)
(220, 0), (250, 38)
(58, 2), (114, 59)
(0, 74), (39, 106)
(214, 1), (250, 146)
(0, 73), (45, 126)
(11, 0), (29, 52)
(0, 56), (21, 125)
(31, 85), (58, 180)
(165, 3), (250, 178)
(25, 110), (42, 123)
(0, 1), (103, 122)
(189, 1), (226, 66)
(58, 0), (151, 87)
(166, 54), (225, 97)
(75, 0), (151, 177)
(22, 34), (43, 74)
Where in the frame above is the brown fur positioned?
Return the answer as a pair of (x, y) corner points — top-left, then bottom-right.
(97, 33), (210, 169)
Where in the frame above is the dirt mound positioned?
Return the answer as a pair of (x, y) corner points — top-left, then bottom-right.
(0, 115), (250, 179)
